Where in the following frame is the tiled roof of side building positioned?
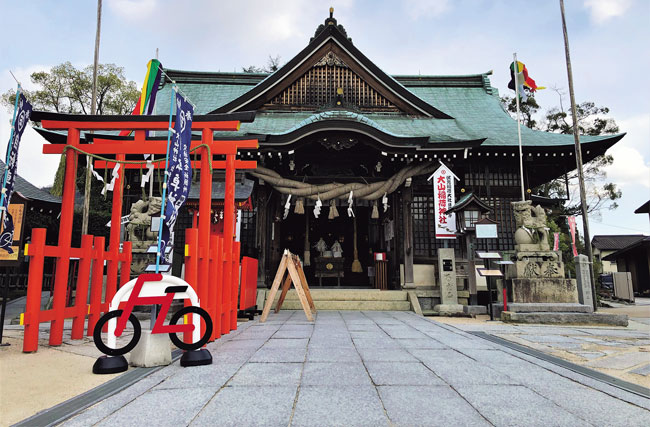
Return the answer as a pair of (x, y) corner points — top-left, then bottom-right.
(0, 160), (61, 205)
(592, 235), (646, 251)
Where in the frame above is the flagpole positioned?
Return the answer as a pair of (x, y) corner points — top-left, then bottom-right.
(0, 85), (22, 225)
(559, 0), (597, 311)
(513, 53), (526, 201)
(155, 85), (177, 274)
(82, 0), (102, 236)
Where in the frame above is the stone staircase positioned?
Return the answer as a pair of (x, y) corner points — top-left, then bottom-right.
(264, 289), (413, 311)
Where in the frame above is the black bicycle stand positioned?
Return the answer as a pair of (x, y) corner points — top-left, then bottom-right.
(93, 355), (129, 374)
(180, 348), (212, 367)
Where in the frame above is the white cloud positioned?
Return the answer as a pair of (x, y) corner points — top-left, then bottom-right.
(403, 0), (450, 20)
(584, 0), (632, 24)
(107, 0), (158, 22)
(605, 145), (650, 188)
(616, 114), (650, 156)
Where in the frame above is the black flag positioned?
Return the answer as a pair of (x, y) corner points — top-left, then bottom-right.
(1, 93), (32, 253)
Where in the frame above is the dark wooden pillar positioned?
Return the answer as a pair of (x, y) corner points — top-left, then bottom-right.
(402, 187), (415, 288)
(255, 185), (268, 288)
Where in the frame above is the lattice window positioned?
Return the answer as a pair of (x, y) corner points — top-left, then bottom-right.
(239, 209), (257, 258)
(266, 52), (399, 111)
(464, 169), (519, 188)
(412, 195), (463, 258)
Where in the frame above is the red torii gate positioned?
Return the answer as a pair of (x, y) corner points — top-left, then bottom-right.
(23, 111), (257, 352)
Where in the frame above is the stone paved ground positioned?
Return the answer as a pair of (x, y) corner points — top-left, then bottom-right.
(443, 300), (650, 389)
(63, 311), (650, 427)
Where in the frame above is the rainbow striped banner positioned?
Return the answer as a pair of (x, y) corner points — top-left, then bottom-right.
(119, 59), (162, 136)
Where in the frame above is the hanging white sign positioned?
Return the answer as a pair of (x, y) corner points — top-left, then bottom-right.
(428, 162), (459, 239)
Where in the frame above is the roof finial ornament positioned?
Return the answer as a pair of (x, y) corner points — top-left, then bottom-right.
(311, 6), (351, 42)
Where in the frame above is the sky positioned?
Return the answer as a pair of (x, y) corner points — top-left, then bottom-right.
(1, 0), (648, 237)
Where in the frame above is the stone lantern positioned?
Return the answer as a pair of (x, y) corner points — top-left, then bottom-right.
(445, 192), (492, 304)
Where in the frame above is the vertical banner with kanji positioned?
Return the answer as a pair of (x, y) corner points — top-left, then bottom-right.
(1, 93), (32, 253)
(567, 216), (578, 257)
(160, 93), (193, 263)
(429, 163), (458, 239)
(553, 232), (560, 251)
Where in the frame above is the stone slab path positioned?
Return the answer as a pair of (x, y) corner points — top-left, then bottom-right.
(63, 311), (650, 427)
(447, 316), (650, 390)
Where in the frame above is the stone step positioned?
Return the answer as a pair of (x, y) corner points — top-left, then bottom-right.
(501, 311), (628, 326)
(492, 303), (593, 318)
(266, 289), (408, 302)
(273, 299), (412, 311)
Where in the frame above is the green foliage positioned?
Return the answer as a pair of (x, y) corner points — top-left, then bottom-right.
(2, 62), (139, 202)
(501, 95), (540, 129)
(543, 101), (619, 136)
(242, 55), (282, 73)
(546, 216), (585, 278)
(2, 62), (139, 115)
(501, 90), (622, 216)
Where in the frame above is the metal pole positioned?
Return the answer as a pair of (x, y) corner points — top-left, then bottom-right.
(0, 273), (9, 345)
(82, 0), (102, 235)
(559, 0), (597, 311)
(151, 85), (176, 329)
(513, 53), (526, 201)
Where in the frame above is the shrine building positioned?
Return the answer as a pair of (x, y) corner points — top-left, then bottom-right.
(37, 11), (624, 311)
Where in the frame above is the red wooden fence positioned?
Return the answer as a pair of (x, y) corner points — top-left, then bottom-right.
(22, 228), (132, 352)
(240, 257), (259, 312)
(184, 229), (246, 343)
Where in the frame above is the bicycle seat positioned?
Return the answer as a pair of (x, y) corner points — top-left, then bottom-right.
(165, 285), (189, 294)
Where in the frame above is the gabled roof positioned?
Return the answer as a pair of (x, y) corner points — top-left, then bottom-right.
(0, 160), (61, 205)
(150, 13), (625, 155)
(209, 18), (452, 119)
(445, 192), (492, 215)
(592, 234), (646, 251)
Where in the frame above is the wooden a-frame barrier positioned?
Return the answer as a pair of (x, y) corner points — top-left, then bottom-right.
(261, 250), (315, 322)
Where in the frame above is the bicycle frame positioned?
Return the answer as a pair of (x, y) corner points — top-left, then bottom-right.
(105, 274), (202, 350)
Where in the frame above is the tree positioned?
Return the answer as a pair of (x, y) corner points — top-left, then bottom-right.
(500, 95), (541, 129)
(2, 62), (139, 115)
(501, 90), (621, 216)
(2, 63), (139, 243)
(2, 62), (140, 196)
(242, 55), (282, 73)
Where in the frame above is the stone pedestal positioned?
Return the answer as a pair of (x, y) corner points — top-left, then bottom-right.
(509, 249), (578, 304)
(503, 201), (624, 325)
(129, 330), (172, 368)
(434, 248), (463, 315)
(574, 254), (594, 308)
(511, 278), (578, 303)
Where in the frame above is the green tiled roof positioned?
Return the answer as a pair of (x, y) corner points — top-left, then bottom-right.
(155, 69), (621, 149)
(0, 159), (61, 204)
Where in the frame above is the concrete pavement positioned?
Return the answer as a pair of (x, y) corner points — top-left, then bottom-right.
(60, 311), (650, 427)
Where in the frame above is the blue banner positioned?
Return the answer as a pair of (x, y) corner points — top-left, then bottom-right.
(1, 93), (32, 253)
(160, 93), (193, 263)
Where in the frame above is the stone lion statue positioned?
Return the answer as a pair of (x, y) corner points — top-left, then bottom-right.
(511, 200), (549, 248)
(126, 197), (162, 250)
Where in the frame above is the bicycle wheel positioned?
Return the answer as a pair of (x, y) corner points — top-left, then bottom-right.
(168, 306), (213, 351)
(93, 310), (142, 356)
